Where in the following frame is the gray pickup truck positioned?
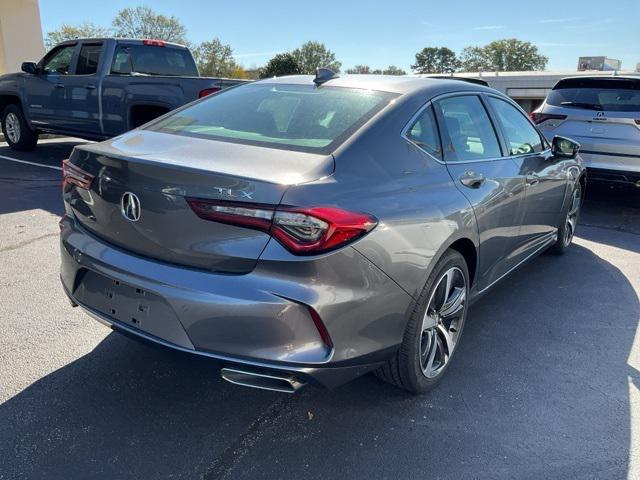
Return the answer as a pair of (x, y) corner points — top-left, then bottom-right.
(0, 38), (246, 150)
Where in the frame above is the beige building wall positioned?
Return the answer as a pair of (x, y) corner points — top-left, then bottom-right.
(0, 0), (45, 74)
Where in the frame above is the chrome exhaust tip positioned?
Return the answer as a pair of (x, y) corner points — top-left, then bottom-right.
(220, 367), (306, 394)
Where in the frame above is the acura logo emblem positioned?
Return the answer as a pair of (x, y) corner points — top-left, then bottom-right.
(121, 192), (141, 222)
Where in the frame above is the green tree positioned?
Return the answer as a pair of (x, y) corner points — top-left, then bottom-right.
(411, 47), (460, 74)
(112, 6), (187, 44)
(193, 38), (240, 77)
(460, 39), (548, 72)
(459, 46), (492, 72)
(346, 65), (371, 74)
(291, 41), (341, 74)
(259, 53), (302, 78)
(45, 22), (110, 48)
(381, 65), (407, 75)
(483, 39), (547, 71)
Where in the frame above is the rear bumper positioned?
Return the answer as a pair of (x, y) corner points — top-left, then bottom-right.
(586, 167), (640, 186)
(578, 150), (640, 184)
(60, 216), (412, 388)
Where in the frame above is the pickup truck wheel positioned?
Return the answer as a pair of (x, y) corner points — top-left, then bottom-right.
(2, 104), (38, 151)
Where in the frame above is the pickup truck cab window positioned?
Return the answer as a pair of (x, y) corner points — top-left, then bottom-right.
(41, 45), (75, 75)
(110, 44), (198, 76)
(76, 43), (103, 75)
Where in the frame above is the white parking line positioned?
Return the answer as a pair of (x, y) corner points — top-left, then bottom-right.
(0, 155), (62, 171)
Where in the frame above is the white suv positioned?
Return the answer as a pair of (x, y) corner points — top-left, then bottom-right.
(532, 76), (640, 186)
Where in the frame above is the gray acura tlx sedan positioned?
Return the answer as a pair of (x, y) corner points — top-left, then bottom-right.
(60, 72), (585, 394)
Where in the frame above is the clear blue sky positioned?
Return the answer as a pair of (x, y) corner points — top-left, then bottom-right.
(39, 0), (640, 71)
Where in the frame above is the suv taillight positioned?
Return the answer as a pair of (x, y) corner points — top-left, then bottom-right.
(199, 87), (222, 98)
(529, 112), (567, 125)
(62, 159), (94, 190)
(186, 199), (378, 255)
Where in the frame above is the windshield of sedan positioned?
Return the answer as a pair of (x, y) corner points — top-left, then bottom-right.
(147, 84), (397, 153)
(547, 78), (640, 112)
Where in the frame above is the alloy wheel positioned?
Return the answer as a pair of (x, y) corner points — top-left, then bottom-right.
(564, 186), (581, 247)
(5, 112), (21, 143)
(419, 267), (467, 378)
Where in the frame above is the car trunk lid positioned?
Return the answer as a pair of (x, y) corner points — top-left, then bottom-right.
(65, 130), (334, 273)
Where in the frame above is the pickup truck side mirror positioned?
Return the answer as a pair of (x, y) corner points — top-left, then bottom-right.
(21, 62), (38, 75)
(551, 135), (580, 159)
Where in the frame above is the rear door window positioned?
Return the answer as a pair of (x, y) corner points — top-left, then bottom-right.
(547, 78), (640, 112)
(110, 45), (198, 76)
(75, 43), (103, 75)
(405, 105), (442, 159)
(488, 97), (543, 155)
(435, 95), (502, 161)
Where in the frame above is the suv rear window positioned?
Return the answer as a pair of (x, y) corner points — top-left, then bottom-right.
(111, 44), (198, 76)
(547, 78), (640, 112)
(148, 84), (397, 154)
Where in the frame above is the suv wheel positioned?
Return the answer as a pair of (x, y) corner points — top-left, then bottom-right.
(2, 104), (38, 151)
(375, 249), (470, 393)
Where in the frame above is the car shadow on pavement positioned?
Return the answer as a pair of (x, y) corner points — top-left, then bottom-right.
(1, 242), (638, 479)
(0, 140), (84, 216)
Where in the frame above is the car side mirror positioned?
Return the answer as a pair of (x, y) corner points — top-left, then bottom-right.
(551, 135), (580, 159)
(21, 62), (38, 75)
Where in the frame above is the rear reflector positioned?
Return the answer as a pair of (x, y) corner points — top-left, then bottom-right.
(308, 306), (333, 349)
(529, 112), (567, 125)
(142, 39), (166, 47)
(62, 159), (94, 190)
(186, 199), (377, 255)
(199, 87), (222, 98)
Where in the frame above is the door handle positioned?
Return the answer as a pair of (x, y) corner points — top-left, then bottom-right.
(525, 173), (540, 186)
(85, 84), (97, 90)
(54, 83), (65, 88)
(459, 171), (486, 189)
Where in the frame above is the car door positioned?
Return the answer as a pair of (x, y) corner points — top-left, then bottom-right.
(24, 43), (76, 129)
(61, 42), (104, 135)
(486, 95), (567, 258)
(433, 93), (527, 291)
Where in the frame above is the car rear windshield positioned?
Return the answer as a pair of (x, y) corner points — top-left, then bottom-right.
(547, 78), (640, 112)
(111, 44), (198, 76)
(147, 84), (398, 154)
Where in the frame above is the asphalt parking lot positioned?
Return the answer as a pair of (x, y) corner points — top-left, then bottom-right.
(1, 138), (639, 480)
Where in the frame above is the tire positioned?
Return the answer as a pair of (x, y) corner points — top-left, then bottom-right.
(375, 249), (470, 393)
(1, 104), (38, 151)
(548, 181), (582, 255)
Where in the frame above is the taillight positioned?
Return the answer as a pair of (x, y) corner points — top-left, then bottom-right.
(529, 112), (567, 125)
(62, 159), (94, 190)
(199, 87), (222, 98)
(185, 199), (378, 255)
(142, 39), (166, 47)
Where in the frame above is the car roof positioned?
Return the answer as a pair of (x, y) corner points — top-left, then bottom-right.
(255, 74), (497, 96)
(54, 38), (188, 49)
